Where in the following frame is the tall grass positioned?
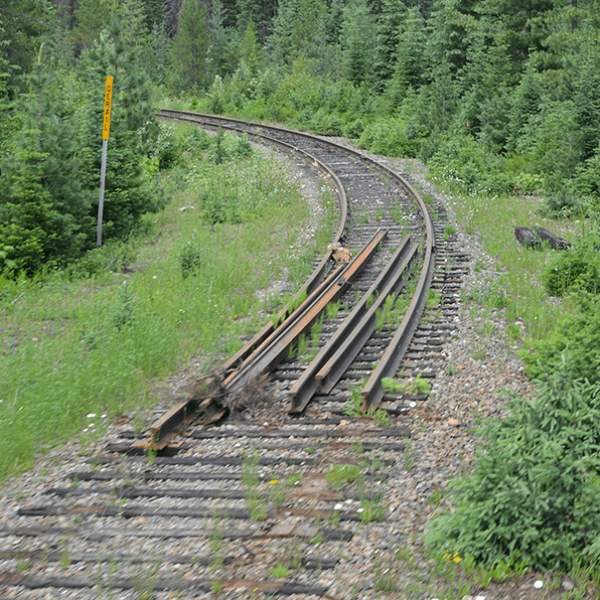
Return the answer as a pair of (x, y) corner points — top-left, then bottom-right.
(443, 189), (575, 340)
(0, 129), (332, 480)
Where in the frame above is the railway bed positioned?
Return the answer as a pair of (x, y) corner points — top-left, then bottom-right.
(0, 114), (470, 599)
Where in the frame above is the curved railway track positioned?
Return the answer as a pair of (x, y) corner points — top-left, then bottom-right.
(0, 113), (469, 600)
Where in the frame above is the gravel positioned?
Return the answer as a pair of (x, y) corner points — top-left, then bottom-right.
(0, 145), (583, 600)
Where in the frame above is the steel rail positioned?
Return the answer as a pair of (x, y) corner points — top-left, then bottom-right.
(223, 229), (387, 395)
(152, 109), (435, 428)
(288, 235), (416, 413)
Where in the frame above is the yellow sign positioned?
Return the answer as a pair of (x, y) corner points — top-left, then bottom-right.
(102, 76), (114, 140)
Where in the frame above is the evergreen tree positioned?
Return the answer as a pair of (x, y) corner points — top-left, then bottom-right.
(0, 49), (91, 273)
(270, 0), (329, 65)
(507, 66), (543, 152)
(239, 18), (263, 75)
(171, 0), (212, 88)
(71, 0), (112, 49)
(373, 0), (406, 90)
(340, 0), (376, 85)
(236, 0), (277, 44)
(571, 34), (600, 162)
(391, 5), (426, 93)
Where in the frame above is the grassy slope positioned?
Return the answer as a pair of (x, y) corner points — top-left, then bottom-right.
(0, 130), (334, 481)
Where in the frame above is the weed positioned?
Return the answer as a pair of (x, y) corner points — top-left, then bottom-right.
(59, 539), (71, 568)
(113, 282), (136, 331)
(390, 202), (404, 223)
(306, 446), (316, 455)
(326, 301), (340, 320)
(343, 387), (393, 425)
(359, 498), (386, 523)
(447, 361), (457, 375)
(268, 478), (287, 508)
(16, 558), (30, 572)
(210, 517), (226, 572)
(296, 334), (309, 358)
(131, 554), (161, 600)
(470, 342), (487, 360)
(374, 560), (398, 591)
(375, 207), (385, 221)
(423, 193), (434, 204)
(506, 323), (521, 342)
(211, 580), (223, 594)
(144, 446), (158, 465)
(426, 289), (441, 310)
(356, 208), (369, 224)
(381, 374), (431, 395)
(269, 563), (292, 578)
(242, 450), (268, 521)
(325, 464), (362, 489)
(428, 489), (443, 506)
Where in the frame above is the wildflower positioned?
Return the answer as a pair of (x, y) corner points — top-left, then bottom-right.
(269, 479), (279, 485)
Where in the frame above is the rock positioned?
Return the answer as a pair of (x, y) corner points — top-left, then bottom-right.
(448, 418), (460, 427)
(533, 226), (571, 250)
(515, 226), (540, 249)
(561, 579), (575, 592)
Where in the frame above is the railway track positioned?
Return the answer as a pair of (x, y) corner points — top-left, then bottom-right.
(0, 113), (468, 599)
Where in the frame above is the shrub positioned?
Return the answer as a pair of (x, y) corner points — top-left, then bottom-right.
(178, 240), (203, 278)
(542, 230), (600, 296)
(426, 360), (600, 571)
(518, 293), (600, 384)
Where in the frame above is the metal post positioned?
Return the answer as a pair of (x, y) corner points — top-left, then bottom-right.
(97, 138), (108, 248)
(97, 76), (113, 249)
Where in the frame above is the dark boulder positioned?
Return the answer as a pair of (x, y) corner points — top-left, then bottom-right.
(533, 226), (571, 250)
(515, 227), (540, 249)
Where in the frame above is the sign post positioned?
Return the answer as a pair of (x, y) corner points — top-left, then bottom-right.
(97, 76), (113, 248)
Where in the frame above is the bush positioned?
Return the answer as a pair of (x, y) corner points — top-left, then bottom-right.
(358, 117), (421, 157)
(427, 135), (510, 193)
(178, 240), (202, 278)
(426, 360), (600, 571)
(518, 293), (600, 384)
(542, 230), (600, 296)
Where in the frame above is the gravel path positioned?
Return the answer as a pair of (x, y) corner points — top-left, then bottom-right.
(0, 147), (584, 600)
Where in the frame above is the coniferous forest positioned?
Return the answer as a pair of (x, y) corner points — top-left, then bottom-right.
(2, 0), (600, 273)
(5, 0), (600, 580)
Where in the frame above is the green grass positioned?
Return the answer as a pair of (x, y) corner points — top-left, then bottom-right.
(443, 189), (575, 340)
(0, 129), (331, 481)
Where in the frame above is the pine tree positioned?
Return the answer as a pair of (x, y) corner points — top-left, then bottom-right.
(71, 0), (112, 49)
(340, 0), (376, 85)
(239, 19), (263, 75)
(392, 6), (426, 92)
(171, 0), (212, 88)
(270, 0), (328, 65)
(373, 0), (406, 90)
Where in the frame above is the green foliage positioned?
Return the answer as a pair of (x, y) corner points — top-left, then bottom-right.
(542, 230), (600, 297)
(381, 373), (431, 395)
(519, 293), (600, 385)
(426, 361), (600, 571)
(325, 463), (361, 489)
(178, 240), (203, 279)
(170, 0), (211, 89)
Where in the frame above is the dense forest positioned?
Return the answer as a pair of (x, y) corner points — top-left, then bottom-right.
(2, 0), (600, 273)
